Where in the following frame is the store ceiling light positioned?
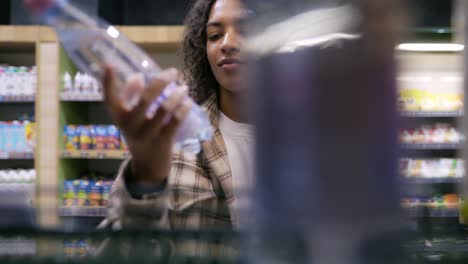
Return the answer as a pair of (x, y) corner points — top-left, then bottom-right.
(397, 43), (464, 52)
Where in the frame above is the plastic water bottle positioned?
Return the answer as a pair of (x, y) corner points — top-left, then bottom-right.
(25, 0), (213, 154)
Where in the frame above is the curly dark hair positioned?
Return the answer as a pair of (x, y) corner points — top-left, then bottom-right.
(181, 0), (219, 105)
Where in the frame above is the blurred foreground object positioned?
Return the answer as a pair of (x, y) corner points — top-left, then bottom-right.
(24, 0), (213, 154)
(245, 0), (406, 263)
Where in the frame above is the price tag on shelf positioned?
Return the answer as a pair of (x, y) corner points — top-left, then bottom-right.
(80, 151), (89, 158)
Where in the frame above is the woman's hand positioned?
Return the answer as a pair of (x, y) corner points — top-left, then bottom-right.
(103, 66), (192, 186)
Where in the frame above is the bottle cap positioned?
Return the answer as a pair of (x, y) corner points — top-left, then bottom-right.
(24, 0), (55, 16)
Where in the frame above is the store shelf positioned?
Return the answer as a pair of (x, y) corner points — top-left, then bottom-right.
(61, 150), (130, 159)
(401, 143), (462, 150)
(1, 25), (183, 52)
(404, 178), (462, 184)
(60, 93), (103, 102)
(400, 111), (463, 117)
(0, 152), (34, 160)
(405, 207), (459, 218)
(58, 206), (106, 217)
(0, 95), (35, 103)
(0, 26), (37, 51)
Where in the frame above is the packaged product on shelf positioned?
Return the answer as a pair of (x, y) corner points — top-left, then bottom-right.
(454, 159), (465, 178)
(88, 181), (103, 206)
(94, 125), (107, 150)
(399, 159), (410, 177)
(76, 180), (91, 206)
(77, 239), (88, 258)
(14, 121), (27, 152)
(398, 88), (463, 112)
(63, 180), (76, 206)
(107, 125), (121, 150)
(64, 125), (79, 150)
(63, 240), (75, 257)
(3, 122), (14, 152)
(91, 77), (101, 95)
(101, 181), (112, 206)
(0, 122), (4, 152)
(63, 72), (73, 94)
(121, 135), (128, 151)
(63, 71), (102, 98)
(82, 73), (94, 94)
(78, 125), (95, 150)
(74, 73), (84, 93)
(446, 127), (461, 143)
(0, 66), (37, 98)
(409, 160), (422, 177)
(401, 158), (465, 179)
(24, 122), (36, 151)
(444, 194), (459, 209)
(431, 195), (445, 208)
(400, 124), (463, 144)
(399, 89), (420, 111)
(412, 129), (426, 144)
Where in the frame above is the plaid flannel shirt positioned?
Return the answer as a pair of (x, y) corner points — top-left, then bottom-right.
(100, 94), (238, 257)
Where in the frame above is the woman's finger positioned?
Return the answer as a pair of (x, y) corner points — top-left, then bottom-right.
(162, 97), (192, 138)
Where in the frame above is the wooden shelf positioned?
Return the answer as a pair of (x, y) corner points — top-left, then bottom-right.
(119, 26), (183, 51)
(0, 152), (34, 160)
(0, 26), (38, 43)
(0, 26), (183, 51)
(62, 150), (130, 160)
(401, 110), (463, 117)
(0, 95), (35, 103)
(401, 143), (462, 150)
(59, 206), (106, 217)
(405, 207), (459, 218)
(404, 177), (462, 184)
(60, 93), (103, 102)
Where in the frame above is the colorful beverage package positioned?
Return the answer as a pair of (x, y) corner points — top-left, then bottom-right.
(76, 180), (90, 206)
(120, 134), (128, 151)
(25, 122), (36, 152)
(0, 122), (4, 152)
(4, 122), (14, 152)
(107, 125), (120, 150)
(101, 181), (112, 206)
(94, 125), (107, 150)
(63, 239), (75, 257)
(13, 121), (26, 152)
(63, 180), (76, 206)
(64, 125), (79, 150)
(88, 180), (103, 206)
(78, 126), (93, 150)
(77, 239), (87, 258)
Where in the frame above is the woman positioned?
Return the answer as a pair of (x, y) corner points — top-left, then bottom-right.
(102, 0), (252, 233)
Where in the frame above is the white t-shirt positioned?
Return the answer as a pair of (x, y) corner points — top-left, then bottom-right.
(218, 111), (254, 228)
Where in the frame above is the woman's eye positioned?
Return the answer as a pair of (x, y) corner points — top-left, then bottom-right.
(208, 34), (222, 41)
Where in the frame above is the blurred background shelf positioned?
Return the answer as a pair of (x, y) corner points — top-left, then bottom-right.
(401, 111), (463, 117)
(61, 150), (129, 160)
(0, 95), (35, 103)
(60, 94), (103, 102)
(405, 207), (459, 218)
(58, 206), (106, 217)
(0, 152), (34, 160)
(401, 143), (462, 150)
(404, 178), (462, 184)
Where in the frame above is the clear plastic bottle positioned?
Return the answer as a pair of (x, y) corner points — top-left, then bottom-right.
(25, 0), (213, 154)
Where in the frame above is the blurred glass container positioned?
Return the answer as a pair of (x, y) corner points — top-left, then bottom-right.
(244, 0), (406, 263)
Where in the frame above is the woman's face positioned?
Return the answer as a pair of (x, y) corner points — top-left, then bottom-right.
(206, 0), (247, 94)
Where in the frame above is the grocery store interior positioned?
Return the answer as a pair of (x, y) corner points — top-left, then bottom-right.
(0, 0), (467, 263)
